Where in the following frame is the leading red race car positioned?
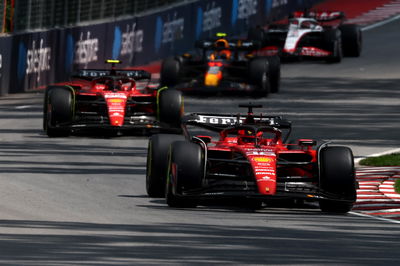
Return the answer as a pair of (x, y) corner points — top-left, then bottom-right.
(146, 104), (357, 213)
(43, 60), (183, 137)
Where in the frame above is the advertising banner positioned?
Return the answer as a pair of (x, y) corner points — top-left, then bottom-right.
(104, 17), (143, 68)
(10, 30), (58, 93)
(2, 0), (323, 93)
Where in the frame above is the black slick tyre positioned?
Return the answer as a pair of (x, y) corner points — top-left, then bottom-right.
(160, 57), (181, 86)
(158, 89), (183, 128)
(248, 58), (270, 97)
(46, 86), (73, 137)
(340, 24), (362, 57)
(324, 29), (343, 63)
(166, 141), (203, 208)
(319, 146), (357, 213)
(146, 134), (185, 197)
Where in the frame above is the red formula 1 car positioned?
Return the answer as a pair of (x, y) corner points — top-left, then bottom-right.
(146, 104), (357, 213)
(160, 33), (281, 97)
(249, 11), (362, 63)
(43, 60), (183, 137)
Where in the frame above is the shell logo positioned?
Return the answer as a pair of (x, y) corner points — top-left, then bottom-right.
(253, 157), (273, 162)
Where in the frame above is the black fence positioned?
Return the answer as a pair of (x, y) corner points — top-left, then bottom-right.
(0, 0), (322, 95)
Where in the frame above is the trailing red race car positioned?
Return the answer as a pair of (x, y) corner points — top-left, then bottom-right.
(146, 104), (357, 213)
(160, 33), (281, 97)
(43, 60), (183, 137)
(249, 11), (362, 63)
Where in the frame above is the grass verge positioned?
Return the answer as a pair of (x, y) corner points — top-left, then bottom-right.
(395, 180), (400, 194)
(359, 153), (400, 166)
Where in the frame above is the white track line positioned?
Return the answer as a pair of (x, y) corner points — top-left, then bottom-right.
(350, 211), (400, 224)
(362, 14), (400, 31)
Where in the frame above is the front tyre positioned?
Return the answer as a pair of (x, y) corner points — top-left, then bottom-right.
(319, 146), (357, 213)
(166, 141), (203, 208)
(46, 86), (73, 137)
(340, 24), (362, 57)
(146, 134), (185, 197)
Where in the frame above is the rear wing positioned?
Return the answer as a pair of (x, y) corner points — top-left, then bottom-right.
(292, 10), (345, 22)
(195, 39), (261, 51)
(182, 113), (291, 131)
(73, 69), (151, 80)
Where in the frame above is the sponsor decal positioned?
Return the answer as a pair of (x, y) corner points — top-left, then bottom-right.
(272, 0), (288, 8)
(196, 115), (276, 125)
(301, 47), (330, 57)
(255, 171), (276, 175)
(75, 31), (99, 67)
(249, 151), (276, 156)
(203, 2), (222, 32)
(113, 23), (144, 60)
(253, 157), (273, 162)
(24, 39), (51, 83)
(231, 0), (258, 25)
(196, 3), (222, 39)
(238, 0), (257, 19)
(198, 115), (237, 125)
(154, 13), (185, 52)
(104, 93), (127, 99)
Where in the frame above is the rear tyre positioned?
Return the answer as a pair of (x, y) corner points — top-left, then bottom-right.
(158, 89), (183, 128)
(166, 141), (203, 208)
(248, 58), (270, 97)
(267, 55), (281, 93)
(160, 57), (181, 86)
(146, 134), (185, 197)
(319, 146), (356, 213)
(340, 24), (362, 57)
(46, 87), (73, 137)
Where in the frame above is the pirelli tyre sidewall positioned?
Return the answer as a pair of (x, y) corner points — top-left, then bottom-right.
(166, 141), (203, 208)
(146, 134), (185, 197)
(158, 89), (183, 128)
(160, 57), (181, 87)
(46, 86), (74, 137)
(248, 58), (270, 97)
(339, 24), (362, 57)
(319, 146), (357, 213)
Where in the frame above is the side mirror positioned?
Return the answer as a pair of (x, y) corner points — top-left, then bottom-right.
(194, 135), (212, 144)
(298, 139), (317, 146)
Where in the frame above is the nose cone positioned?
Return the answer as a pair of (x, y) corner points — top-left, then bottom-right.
(105, 95), (127, 126)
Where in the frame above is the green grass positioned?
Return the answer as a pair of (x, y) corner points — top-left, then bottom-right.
(359, 153), (400, 166)
(395, 180), (400, 194)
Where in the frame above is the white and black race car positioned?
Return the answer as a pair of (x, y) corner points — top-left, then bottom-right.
(249, 11), (362, 63)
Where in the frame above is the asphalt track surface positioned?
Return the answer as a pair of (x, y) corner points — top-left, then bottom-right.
(0, 19), (399, 265)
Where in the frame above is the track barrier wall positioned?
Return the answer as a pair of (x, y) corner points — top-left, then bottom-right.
(0, 0), (322, 95)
